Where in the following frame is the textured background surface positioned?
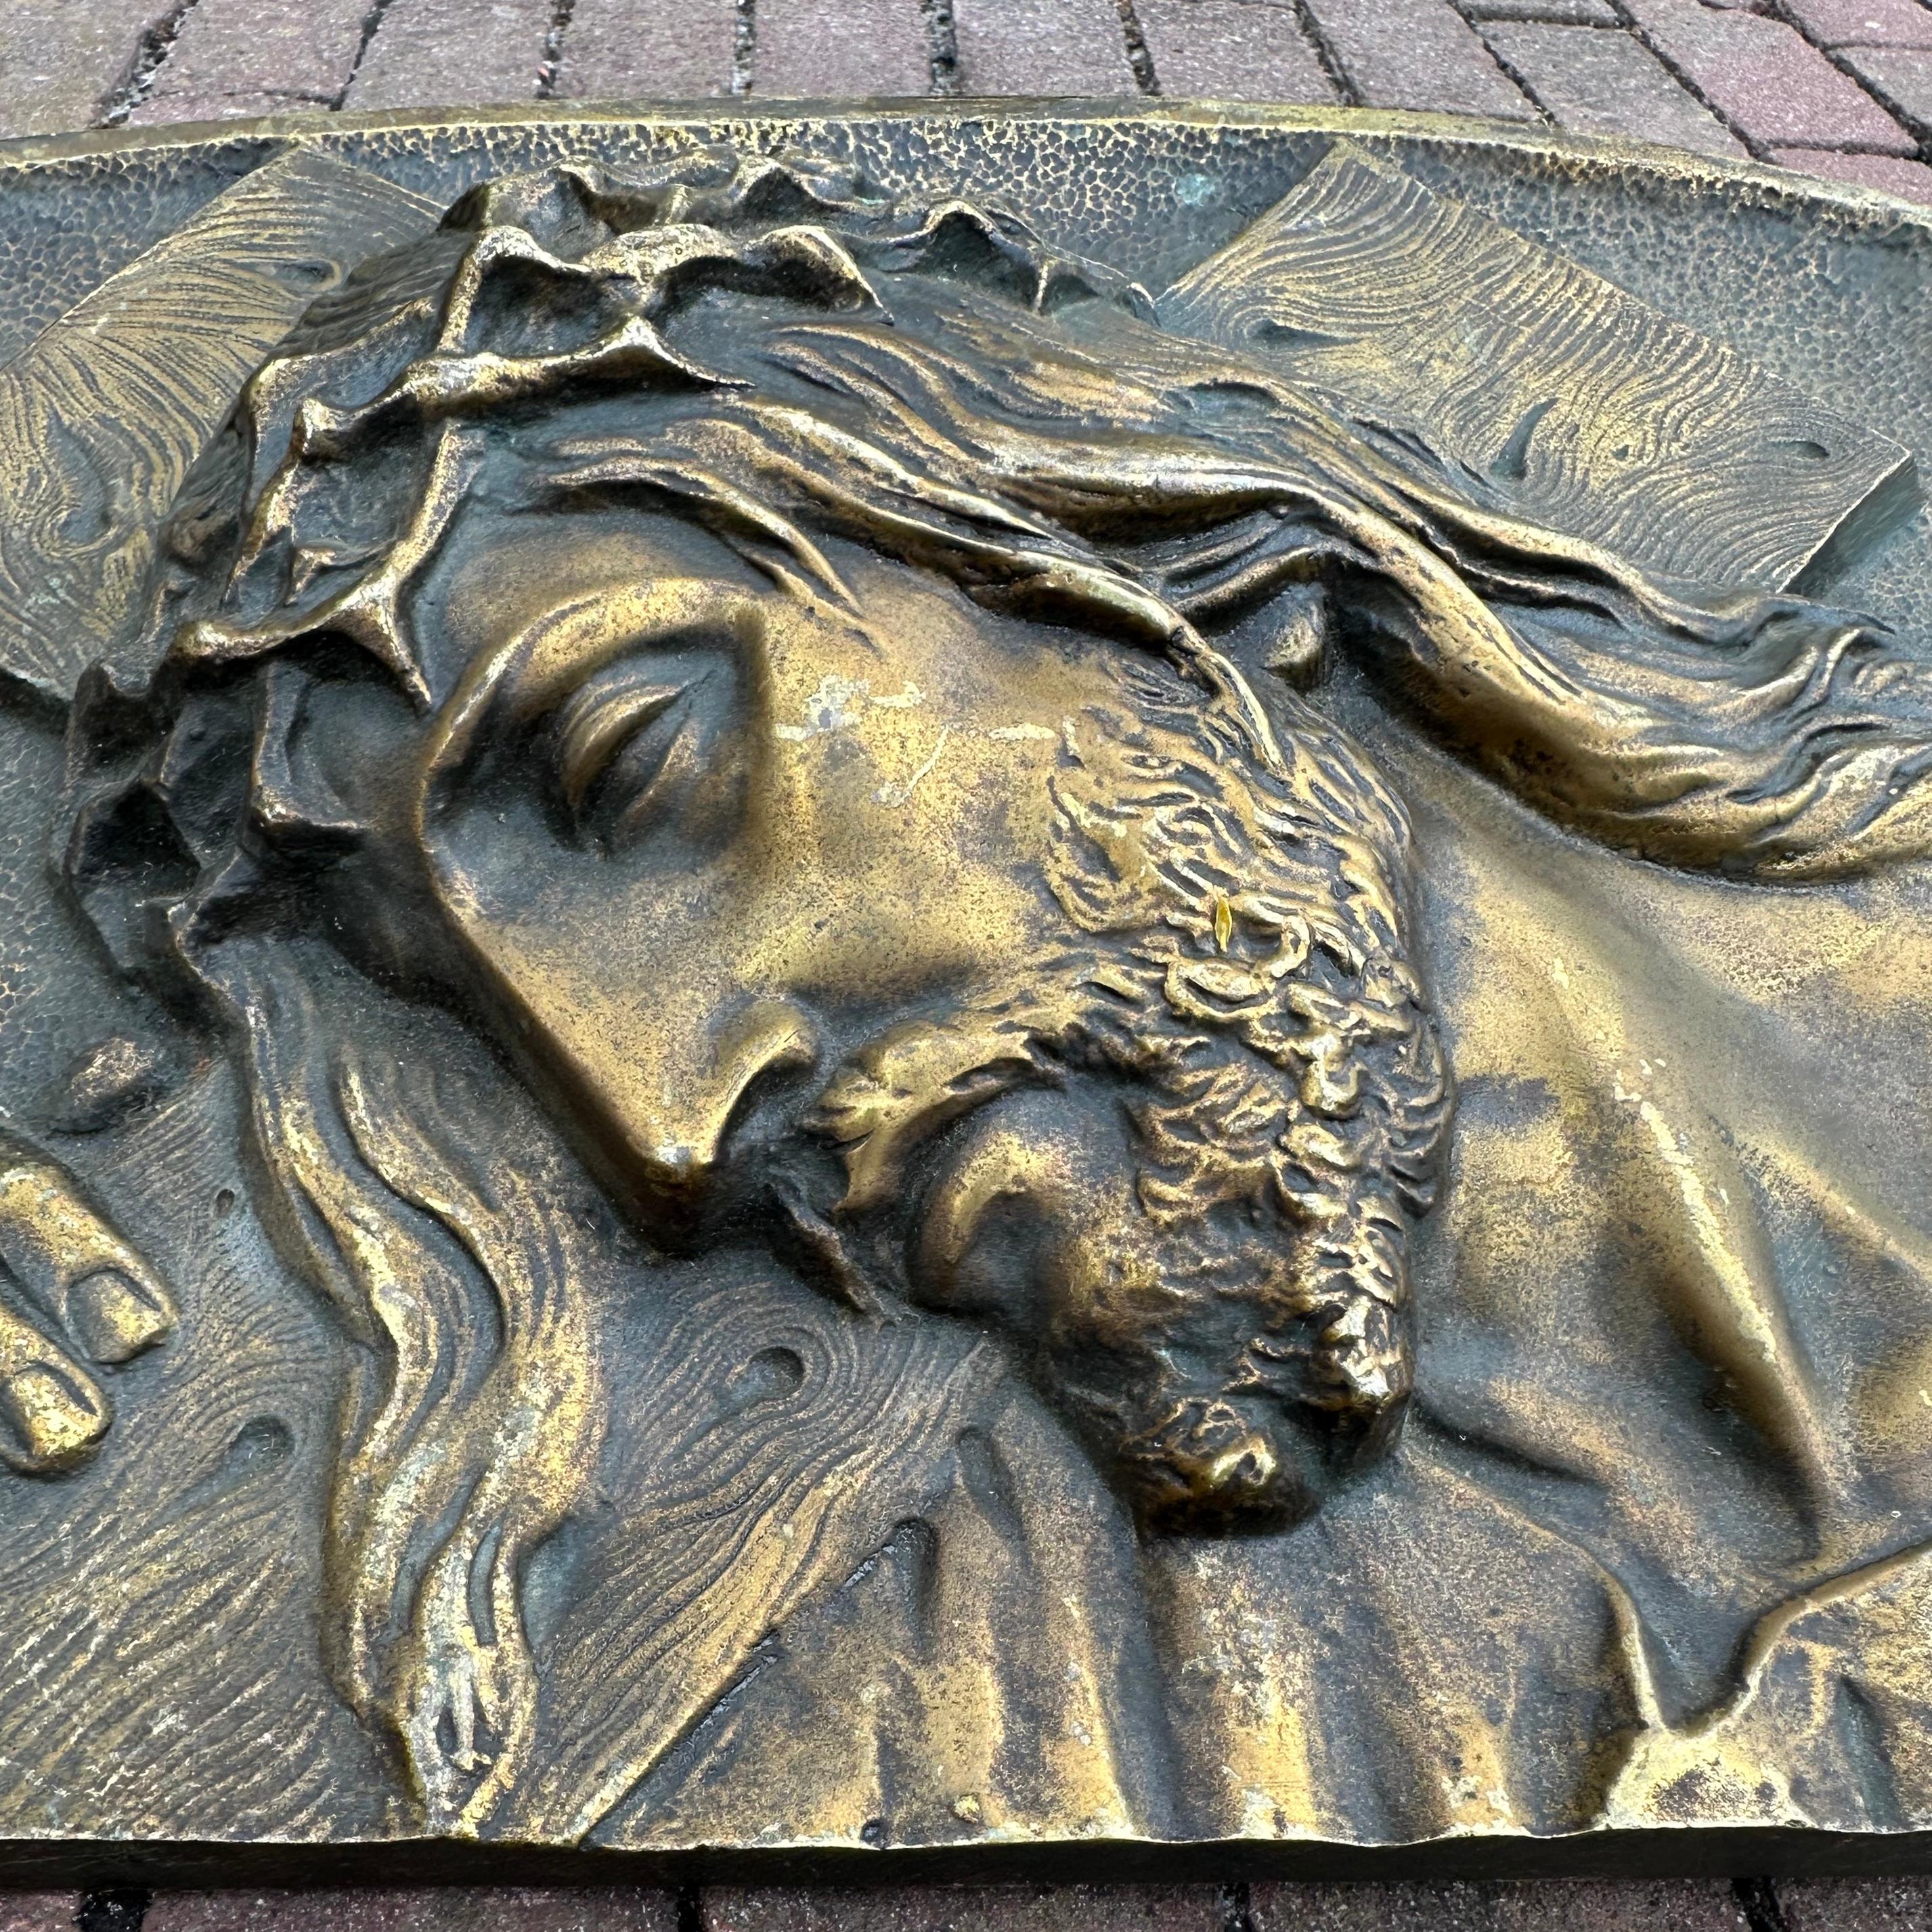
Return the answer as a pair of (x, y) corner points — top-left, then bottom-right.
(0, 0), (1930, 1925)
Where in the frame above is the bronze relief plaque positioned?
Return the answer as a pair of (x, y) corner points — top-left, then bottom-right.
(1, 102), (1931, 1879)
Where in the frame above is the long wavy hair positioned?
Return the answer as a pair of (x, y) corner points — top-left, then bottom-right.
(60, 147), (1932, 1832)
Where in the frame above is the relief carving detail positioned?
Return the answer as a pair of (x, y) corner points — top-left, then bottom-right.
(3, 130), (1932, 1862)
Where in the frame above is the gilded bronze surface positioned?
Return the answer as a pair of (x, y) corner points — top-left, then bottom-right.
(1, 102), (1931, 1879)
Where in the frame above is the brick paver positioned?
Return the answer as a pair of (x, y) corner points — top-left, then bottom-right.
(1248, 1881), (1753, 1930)
(554, 0), (737, 99)
(1300, 0), (1537, 117)
(125, 0), (370, 123)
(951, 0), (1139, 92)
(1463, 0), (1621, 22)
(0, 0), (172, 135)
(703, 1888), (1217, 1931)
(1842, 43), (1932, 135)
(1621, 0), (1917, 151)
(1771, 139), (1932, 192)
(1139, 0), (1337, 101)
(1779, 0), (1932, 48)
(1782, 1877), (1932, 1929)
(143, 1888), (682, 1931)
(343, 0), (550, 109)
(0, 1897), (81, 1932)
(0, 0), (1923, 217)
(1482, 19), (1745, 154)
(755, 0), (929, 93)
(128, 0), (370, 121)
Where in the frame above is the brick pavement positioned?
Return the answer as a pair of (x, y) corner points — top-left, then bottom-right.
(0, 0), (1927, 198)
(0, 0), (1930, 1927)
(6, 1879), (1932, 1931)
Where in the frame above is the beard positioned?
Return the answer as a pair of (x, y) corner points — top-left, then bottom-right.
(798, 651), (1453, 1534)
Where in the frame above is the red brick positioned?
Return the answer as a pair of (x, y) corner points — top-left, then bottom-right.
(1783, 1878), (1932, 1930)
(1621, 0), (1916, 150)
(127, 0), (369, 122)
(1774, 140), (1932, 192)
(1139, 0), (1337, 100)
(1781, 0), (1932, 45)
(0, 0), (173, 133)
(703, 1888), (1216, 1932)
(1250, 1880), (1751, 1931)
(555, 0), (737, 99)
(0, 1896), (83, 1932)
(1481, 20), (1747, 154)
(1841, 42), (1932, 135)
(144, 1887), (680, 1932)
(952, 0), (1138, 91)
(754, 0), (929, 94)
(1300, 0), (1537, 117)
(343, 0), (550, 108)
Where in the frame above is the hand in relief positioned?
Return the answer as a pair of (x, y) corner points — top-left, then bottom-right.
(0, 1133), (175, 1474)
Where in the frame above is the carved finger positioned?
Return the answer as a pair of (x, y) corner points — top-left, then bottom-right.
(0, 1148), (177, 1364)
(0, 1298), (112, 1474)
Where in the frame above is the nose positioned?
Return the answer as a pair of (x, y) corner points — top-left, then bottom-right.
(623, 995), (821, 1212)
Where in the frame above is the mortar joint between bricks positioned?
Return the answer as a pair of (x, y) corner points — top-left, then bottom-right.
(334, 0), (405, 110)
(1116, 0), (1162, 95)
(731, 0), (756, 99)
(1218, 1879), (1258, 1932)
(99, 0), (203, 127)
(536, 0), (579, 99)
(1605, 0), (1774, 157)
(1284, 0), (1363, 106)
(1732, 1876), (1791, 1932)
(922, 0), (961, 96)
(1763, 0), (1932, 158)
(1470, 28), (1560, 127)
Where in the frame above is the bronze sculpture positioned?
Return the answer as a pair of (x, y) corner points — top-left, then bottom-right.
(2, 109), (1931, 1870)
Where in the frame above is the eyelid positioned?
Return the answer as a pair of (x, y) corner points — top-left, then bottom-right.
(555, 669), (690, 816)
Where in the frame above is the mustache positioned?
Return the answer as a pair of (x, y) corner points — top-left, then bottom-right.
(763, 1164), (890, 1318)
(737, 985), (1088, 1323)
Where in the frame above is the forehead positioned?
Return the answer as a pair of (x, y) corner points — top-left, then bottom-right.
(418, 494), (770, 704)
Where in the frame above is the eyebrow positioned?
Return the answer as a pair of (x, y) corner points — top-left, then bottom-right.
(529, 434), (857, 611)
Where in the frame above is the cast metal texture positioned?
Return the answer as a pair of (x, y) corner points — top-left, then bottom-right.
(0, 100), (1930, 1882)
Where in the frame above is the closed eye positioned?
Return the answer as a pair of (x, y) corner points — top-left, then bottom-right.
(555, 668), (690, 816)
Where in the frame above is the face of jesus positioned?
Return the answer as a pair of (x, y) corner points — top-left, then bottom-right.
(395, 502), (1123, 1221)
(287, 485), (1399, 1531)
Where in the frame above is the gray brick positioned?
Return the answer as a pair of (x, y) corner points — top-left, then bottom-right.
(555, 0), (737, 99)
(1841, 42), (1932, 135)
(754, 0), (930, 93)
(1459, 0), (1621, 22)
(1774, 140), (1932, 193)
(1250, 1880), (1751, 1931)
(0, 0), (172, 133)
(1621, 0), (1916, 150)
(1140, 0), (1337, 99)
(1782, 1877), (1932, 1930)
(344, 0), (550, 108)
(703, 1888), (1216, 1932)
(1782, 0), (1932, 45)
(1301, 0), (1538, 116)
(128, 0), (369, 122)
(1453, 0), (1623, 19)
(145, 1889), (680, 1932)
(952, 0), (1138, 92)
(1482, 20), (1747, 153)
(0, 1896), (82, 1932)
